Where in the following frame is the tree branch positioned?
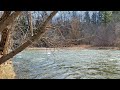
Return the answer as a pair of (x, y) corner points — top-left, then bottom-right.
(0, 11), (22, 32)
(0, 11), (58, 65)
(0, 11), (11, 22)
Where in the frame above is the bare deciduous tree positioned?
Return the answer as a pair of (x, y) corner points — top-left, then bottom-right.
(0, 11), (58, 65)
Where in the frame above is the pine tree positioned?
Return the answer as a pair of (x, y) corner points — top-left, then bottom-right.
(112, 11), (120, 22)
(101, 11), (112, 25)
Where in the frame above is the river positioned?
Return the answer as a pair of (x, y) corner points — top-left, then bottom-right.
(13, 48), (120, 79)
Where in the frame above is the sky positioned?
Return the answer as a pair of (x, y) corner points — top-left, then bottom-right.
(54, 11), (98, 18)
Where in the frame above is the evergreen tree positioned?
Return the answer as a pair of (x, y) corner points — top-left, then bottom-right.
(112, 11), (120, 22)
(101, 11), (112, 25)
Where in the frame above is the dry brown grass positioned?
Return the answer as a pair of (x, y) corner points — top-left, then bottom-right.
(0, 64), (15, 79)
(0, 54), (15, 79)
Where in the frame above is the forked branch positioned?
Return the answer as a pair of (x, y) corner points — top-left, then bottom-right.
(0, 11), (22, 32)
(0, 11), (58, 65)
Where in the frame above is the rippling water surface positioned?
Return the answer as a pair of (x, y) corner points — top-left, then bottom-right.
(13, 48), (120, 79)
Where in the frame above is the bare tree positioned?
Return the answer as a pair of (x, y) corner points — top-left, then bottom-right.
(28, 11), (34, 36)
(0, 11), (58, 65)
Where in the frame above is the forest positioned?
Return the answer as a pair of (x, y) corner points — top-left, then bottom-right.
(1, 11), (120, 79)
(9, 11), (120, 49)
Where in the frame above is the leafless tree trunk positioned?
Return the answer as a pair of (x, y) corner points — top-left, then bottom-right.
(0, 28), (9, 51)
(0, 28), (13, 79)
(0, 15), (17, 78)
(0, 11), (22, 32)
(28, 11), (34, 36)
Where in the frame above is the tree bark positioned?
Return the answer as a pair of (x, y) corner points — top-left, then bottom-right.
(3, 28), (11, 55)
(28, 11), (34, 36)
(0, 11), (11, 23)
(0, 11), (22, 78)
(0, 25), (15, 79)
(0, 28), (9, 51)
(0, 11), (58, 65)
(0, 11), (22, 32)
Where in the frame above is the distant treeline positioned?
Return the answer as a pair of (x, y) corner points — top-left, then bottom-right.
(11, 11), (120, 49)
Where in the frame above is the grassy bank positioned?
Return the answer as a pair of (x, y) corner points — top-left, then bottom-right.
(0, 61), (15, 79)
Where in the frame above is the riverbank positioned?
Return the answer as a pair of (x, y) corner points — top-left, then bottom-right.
(26, 45), (120, 50)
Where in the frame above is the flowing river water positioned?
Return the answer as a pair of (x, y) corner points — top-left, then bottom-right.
(13, 48), (120, 79)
